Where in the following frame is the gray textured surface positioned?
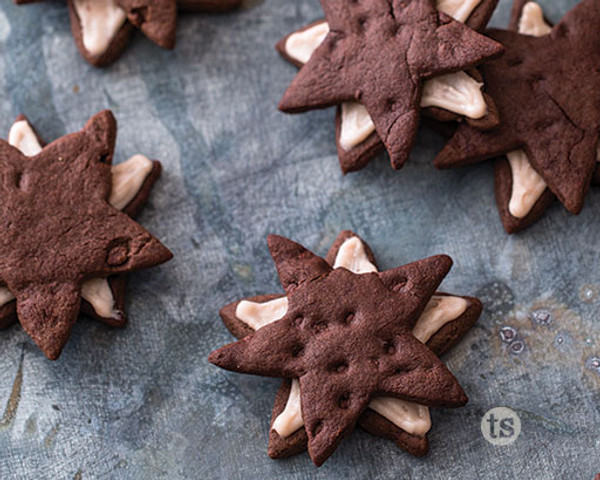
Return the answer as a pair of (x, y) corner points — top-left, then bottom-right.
(0, 0), (598, 478)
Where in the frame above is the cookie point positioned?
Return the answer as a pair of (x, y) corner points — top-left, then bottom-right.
(426, 254), (453, 276)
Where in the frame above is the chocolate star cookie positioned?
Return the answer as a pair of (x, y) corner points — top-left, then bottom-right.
(218, 231), (482, 461)
(0, 110), (172, 359)
(14, 0), (241, 67)
(210, 232), (477, 466)
(277, 0), (502, 173)
(435, 0), (600, 233)
(277, 0), (503, 173)
(1, 115), (162, 332)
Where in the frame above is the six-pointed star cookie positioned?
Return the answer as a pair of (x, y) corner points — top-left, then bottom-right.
(278, 0), (503, 171)
(277, 0), (501, 173)
(435, 0), (600, 232)
(219, 230), (482, 460)
(210, 234), (469, 466)
(14, 0), (241, 67)
(0, 110), (172, 359)
(0, 114), (163, 332)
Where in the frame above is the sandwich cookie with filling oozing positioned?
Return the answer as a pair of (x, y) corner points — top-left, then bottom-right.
(0, 110), (172, 359)
(210, 232), (479, 466)
(277, 0), (504, 173)
(219, 231), (482, 461)
(435, 0), (600, 233)
(13, 0), (242, 67)
(277, 0), (501, 174)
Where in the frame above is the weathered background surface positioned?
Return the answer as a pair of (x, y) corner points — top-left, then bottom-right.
(0, 0), (598, 478)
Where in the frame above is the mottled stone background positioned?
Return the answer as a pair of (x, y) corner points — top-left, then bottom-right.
(0, 0), (598, 478)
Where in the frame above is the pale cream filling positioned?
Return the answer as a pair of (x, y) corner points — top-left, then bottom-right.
(73, 0), (127, 56)
(506, 150), (547, 219)
(271, 378), (304, 437)
(420, 72), (486, 120)
(412, 295), (468, 343)
(109, 154), (154, 210)
(437, 0), (482, 23)
(339, 102), (375, 152)
(235, 237), (468, 437)
(284, 21), (330, 65)
(332, 236), (378, 273)
(8, 120), (43, 157)
(284, 0), (487, 151)
(236, 297), (288, 331)
(80, 277), (121, 319)
(518, 2), (552, 36)
(368, 397), (431, 436)
(4, 119), (153, 320)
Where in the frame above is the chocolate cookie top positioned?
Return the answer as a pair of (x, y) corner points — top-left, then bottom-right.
(436, 0), (600, 218)
(278, 0), (503, 170)
(0, 110), (172, 359)
(210, 234), (468, 466)
(219, 230), (482, 462)
(277, 0), (501, 173)
(2, 115), (163, 330)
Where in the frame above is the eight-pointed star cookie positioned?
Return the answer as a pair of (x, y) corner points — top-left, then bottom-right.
(219, 230), (482, 461)
(278, 0), (504, 171)
(14, 0), (242, 67)
(435, 0), (600, 233)
(0, 110), (173, 360)
(210, 234), (470, 466)
(277, 0), (501, 173)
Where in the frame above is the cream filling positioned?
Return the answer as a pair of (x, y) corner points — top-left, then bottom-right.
(8, 120), (43, 157)
(506, 150), (547, 219)
(437, 0), (482, 22)
(80, 277), (121, 319)
(110, 154), (155, 210)
(73, 0), (127, 57)
(420, 72), (486, 120)
(271, 379), (303, 437)
(332, 235), (378, 273)
(368, 397), (431, 436)
(412, 295), (468, 343)
(339, 102), (375, 152)
(518, 2), (552, 36)
(284, 21), (330, 65)
(283, 0), (487, 152)
(5, 119), (153, 320)
(236, 297), (288, 331)
(235, 237), (468, 437)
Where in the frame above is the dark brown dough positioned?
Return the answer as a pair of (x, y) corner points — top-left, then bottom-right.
(277, 0), (503, 172)
(210, 233), (471, 466)
(436, 0), (600, 229)
(0, 111), (172, 359)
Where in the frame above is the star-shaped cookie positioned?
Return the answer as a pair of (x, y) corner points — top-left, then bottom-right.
(277, 0), (504, 172)
(277, 0), (502, 173)
(0, 114), (163, 333)
(210, 232), (478, 466)
(218, 231), (482, 462)
(435, 0), (600, 233)
(14, 0), (242, 67)
(0, 110), (172, 359)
